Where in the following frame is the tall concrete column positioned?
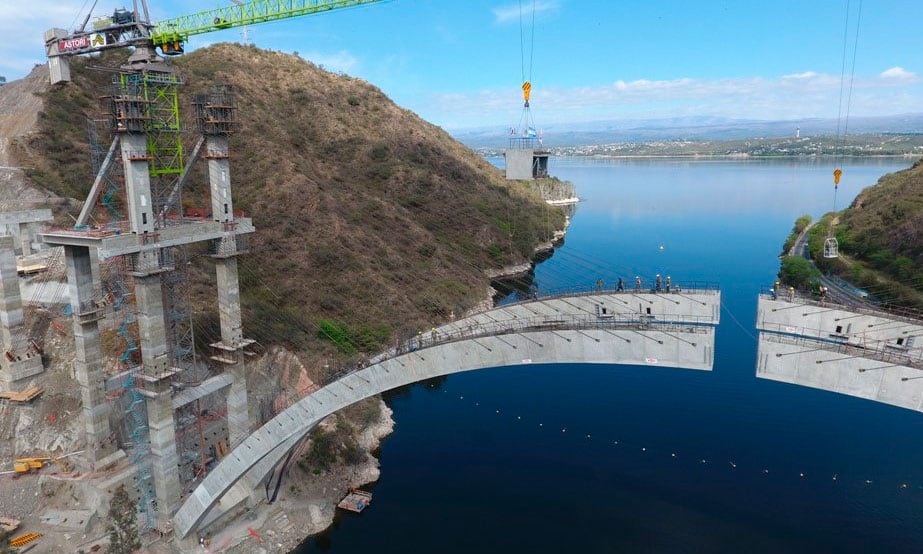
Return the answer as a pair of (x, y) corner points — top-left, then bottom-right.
(17, 223), (31, 256)
(120, 133), (157, 236)
(134, 272), (180, 518)
(134, 275), (170, 375)
(207, 134), (251, 445)
(217, 256), (249, 445)
(89, 247), (102, 297)
(208, 136), (234, 224)
(121, 126), (180, 516)
(0, 236), (23, 353)
(63, 245), (114, 462)
(145, 379), (181, 517)
(0, 235), (43, 389)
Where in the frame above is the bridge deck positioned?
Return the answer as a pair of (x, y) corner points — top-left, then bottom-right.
(173, 289), (721, 538)
(756, 295), (923, 413)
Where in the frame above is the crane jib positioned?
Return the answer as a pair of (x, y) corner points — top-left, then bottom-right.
(151, 0), (383, 48)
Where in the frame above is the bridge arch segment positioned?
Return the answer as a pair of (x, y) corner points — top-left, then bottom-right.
(174, 289), (720, 537)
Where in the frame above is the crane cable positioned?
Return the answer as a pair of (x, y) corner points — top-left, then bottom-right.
(518, 0), (537, 135)
(832, 0), (863, 213)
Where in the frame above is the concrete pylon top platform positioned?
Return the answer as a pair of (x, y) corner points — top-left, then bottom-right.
(756, 294), (923, 413)
(41, 218), (254, 259)
(173, 287), (721, 537)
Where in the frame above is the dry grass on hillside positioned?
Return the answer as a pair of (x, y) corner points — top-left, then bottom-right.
(807, 158), (923, 309)
(13, 44), (564, 380)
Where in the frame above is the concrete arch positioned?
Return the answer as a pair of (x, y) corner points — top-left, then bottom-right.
(174, 290), (720, 537)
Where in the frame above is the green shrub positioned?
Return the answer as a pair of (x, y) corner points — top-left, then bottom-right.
(317, 319), (357, 355)
(778, 256), (820, 288)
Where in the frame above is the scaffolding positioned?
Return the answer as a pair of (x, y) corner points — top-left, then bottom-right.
(112, 272), (158, 532)
(105, 71), (185, 224)
(193, 85), (238, 138)
(86, 119), (124, 223)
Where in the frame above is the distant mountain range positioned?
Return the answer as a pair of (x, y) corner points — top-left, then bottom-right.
(451, 114), (923, 148)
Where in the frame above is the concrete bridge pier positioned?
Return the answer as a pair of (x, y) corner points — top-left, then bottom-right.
(204, 130), (253, 447)
(134, 270), (181, 519)
(0, 235), (43, 390)
(62, 245), (115, 463)
(0, 209), (52, 256)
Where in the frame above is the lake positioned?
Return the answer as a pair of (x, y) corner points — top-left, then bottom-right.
(299, 157), (922, 553)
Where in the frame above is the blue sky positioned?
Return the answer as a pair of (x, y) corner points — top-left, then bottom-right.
(3, 0), (923, 130)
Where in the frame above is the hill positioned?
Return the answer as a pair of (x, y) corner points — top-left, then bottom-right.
(0, 43), (565, 547)
(11, 43), (563, 367)
(803, 159), (923, 310)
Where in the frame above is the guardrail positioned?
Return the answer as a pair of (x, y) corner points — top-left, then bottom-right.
(760, 331), (923, 371)
(759, 286), (923, 326)
(515, 281), (721, 302)
(316, 312), (717, 390)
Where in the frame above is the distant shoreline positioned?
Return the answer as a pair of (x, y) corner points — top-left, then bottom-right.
(560, 153), (919, 159)
(482, 153), (919, 160)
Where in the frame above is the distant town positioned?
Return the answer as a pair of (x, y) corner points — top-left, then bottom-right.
(474, 133), (923, 158)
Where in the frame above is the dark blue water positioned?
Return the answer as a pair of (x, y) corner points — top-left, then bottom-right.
(299, 158), (923, 553)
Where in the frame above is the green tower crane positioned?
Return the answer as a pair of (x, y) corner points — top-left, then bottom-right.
(44, 0), (384, 84)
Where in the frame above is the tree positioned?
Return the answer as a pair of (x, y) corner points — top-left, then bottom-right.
(779, 255), (820, 288)
(107, 485), (141, 554)
(792, 214), (812, 235)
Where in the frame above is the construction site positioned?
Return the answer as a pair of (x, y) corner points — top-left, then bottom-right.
(0, 1), (404, 551)
(0, 0), (582, 550)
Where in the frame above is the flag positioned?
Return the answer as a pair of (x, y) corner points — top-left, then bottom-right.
(527, 127), (537, 138)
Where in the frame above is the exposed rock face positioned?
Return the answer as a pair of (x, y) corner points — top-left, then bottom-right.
(0, 66), (67, 212)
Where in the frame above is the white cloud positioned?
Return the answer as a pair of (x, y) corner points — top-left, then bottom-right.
(782, 71), (818, 80)
(493, 1), (559, 24)
(418, 71), (923, 129)
(298, 50), (359, 73)
(879, 66), (917, 82)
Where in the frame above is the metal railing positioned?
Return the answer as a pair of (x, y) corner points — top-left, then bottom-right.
(315, 312), (716, 389)
(509, 281), (720, 304)
(235, 288), (723, 451)
(759, 286), (923, 326)
(760, 331), (923, 371)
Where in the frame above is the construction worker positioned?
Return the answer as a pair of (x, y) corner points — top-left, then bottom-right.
(655, 274), (662, 292)
(666, 275), (671, 293)
(635, 276), (642, 291)
(789, 286), (795, 302)
(617, 277), (624, 292)
(596, 278), (603, 291)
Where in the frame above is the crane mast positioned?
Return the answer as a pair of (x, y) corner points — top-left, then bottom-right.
(44, 0), (383, 84)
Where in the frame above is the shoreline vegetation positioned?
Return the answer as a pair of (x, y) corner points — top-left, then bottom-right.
(777, 159), (923, 312)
